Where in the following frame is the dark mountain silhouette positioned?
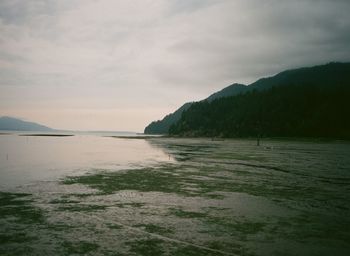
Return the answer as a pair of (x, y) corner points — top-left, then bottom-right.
(248, 62), (349, 91)
(144, 103), (192, 135)
(144, 83), (248, 134)
(206, 83), (247, 102)
(0, 116), (54, 131)
(168, 62), (350, 139)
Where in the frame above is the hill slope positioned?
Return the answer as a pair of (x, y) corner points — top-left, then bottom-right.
(145, 62), (350, 136)
(169, 62), (350, 139)
(0, 116), (53, 131)
(248, 62), (349, 91)
(144, 83), (248, 134)
(144, 103), (192, 134)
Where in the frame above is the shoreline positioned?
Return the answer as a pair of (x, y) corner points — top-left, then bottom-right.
(18, 134), (74, 137)
(1, 131), (348, 142)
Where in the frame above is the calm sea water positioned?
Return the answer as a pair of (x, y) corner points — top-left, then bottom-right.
(0, 133), (349, 255)
(0, 132), (170, 189)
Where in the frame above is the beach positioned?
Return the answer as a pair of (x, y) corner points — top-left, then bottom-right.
(1, 134), (349, 255)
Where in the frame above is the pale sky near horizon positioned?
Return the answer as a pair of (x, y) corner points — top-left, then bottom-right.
(1, 0), (350, 132)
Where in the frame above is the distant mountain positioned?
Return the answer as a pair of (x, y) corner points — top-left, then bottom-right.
(0, 116), (54, 131)
(144, 83), (248, 134)
(169, 62), (350, 139)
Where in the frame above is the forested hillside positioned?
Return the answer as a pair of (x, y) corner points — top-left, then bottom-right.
(169, 82), (350, 138)
(168, 63), (350, 139)
(145, 62), (350, 136)
(144, 84), (248, 134)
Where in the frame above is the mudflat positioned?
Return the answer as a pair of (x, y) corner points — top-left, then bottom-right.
(1, 136), (349, 255)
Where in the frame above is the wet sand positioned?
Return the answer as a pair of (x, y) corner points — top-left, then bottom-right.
(1, 137), (349, 255)
(19, 134), (74, 137)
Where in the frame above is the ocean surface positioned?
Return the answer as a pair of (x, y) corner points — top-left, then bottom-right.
(0, 131), (167, 189)
(0, 132), (349, 255)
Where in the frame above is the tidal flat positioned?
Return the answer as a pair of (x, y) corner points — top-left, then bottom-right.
(0, 135), (350, 255)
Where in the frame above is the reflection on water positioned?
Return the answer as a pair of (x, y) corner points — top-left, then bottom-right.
(0, 135), (350, 255)
(0, 134), (173, 189)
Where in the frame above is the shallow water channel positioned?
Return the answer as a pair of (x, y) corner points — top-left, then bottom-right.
(1, 134), (350, 255)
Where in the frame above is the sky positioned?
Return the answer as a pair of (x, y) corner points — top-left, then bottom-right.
(1, 0), (350, 132)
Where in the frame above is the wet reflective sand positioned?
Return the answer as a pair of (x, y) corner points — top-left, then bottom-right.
(1, 135), (349, 255)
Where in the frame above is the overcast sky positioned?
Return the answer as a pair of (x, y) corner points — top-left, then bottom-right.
(1, 0), (349, 132)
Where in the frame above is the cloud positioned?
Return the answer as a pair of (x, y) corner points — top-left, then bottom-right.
(0, 0), (350, 131)
(154, 0), (350, 87)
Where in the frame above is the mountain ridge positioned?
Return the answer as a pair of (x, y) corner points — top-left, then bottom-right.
(144, 62), (350, 135)
(144, 83), (248, 134)
(0, 116), (54, 131)
(169, 62), (350, 139)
